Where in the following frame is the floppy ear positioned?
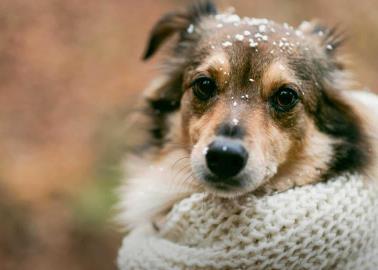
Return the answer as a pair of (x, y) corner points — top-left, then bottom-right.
(299, 21), (346, 55)
(144, 73), (182, 113)
(142, 11), (189, 60)
(143, 1), (217, 60)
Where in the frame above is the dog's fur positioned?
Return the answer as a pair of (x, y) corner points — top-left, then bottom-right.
(118, 1), (378, 229)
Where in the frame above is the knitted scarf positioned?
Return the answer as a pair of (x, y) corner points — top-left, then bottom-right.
(118, 174), (378, 270)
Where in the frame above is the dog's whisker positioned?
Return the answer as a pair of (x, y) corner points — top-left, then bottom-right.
(171, 156), (191, 170)
(182, 172), (195, 186)
(172, 165), (192, 184)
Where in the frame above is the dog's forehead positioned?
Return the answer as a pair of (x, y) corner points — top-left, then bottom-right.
(194, 14), (310, 68)
(208, 14), (304, 47)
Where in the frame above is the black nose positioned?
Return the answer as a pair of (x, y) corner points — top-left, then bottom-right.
(205, 138), (248, 179)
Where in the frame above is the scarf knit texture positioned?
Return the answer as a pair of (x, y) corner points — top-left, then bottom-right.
(118, 174), (378, 270)
(118, 91), (378, 270)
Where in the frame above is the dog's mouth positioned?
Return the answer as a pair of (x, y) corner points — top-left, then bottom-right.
(191, 161), (250, 197)
(203, 173), (246, 190)
(195, 172), (253, 198)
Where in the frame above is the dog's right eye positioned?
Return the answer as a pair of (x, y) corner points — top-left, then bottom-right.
(192, 77), (217, 101)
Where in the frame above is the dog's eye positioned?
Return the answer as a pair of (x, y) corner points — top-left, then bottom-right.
(271, 86), (299, 111)
(192, 77), (217, 101)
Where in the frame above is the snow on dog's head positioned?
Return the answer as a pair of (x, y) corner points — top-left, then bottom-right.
(134, 1), (370, 199)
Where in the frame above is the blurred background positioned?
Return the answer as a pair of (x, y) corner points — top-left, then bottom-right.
(0, 0), (377, 269)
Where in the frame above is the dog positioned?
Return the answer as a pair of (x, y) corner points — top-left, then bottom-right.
(118, 1), (378, 229)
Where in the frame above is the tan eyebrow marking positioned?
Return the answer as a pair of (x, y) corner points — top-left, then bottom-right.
(261, 61), (298, 98)
(195, 50), (230, 84)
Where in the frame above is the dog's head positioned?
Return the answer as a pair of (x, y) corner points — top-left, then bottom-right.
(141, 1), (368, 197)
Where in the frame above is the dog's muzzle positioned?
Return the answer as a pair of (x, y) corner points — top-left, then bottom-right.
(205, 137), (248, 179)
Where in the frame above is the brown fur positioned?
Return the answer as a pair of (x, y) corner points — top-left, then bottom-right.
(119, 1), (378, 228)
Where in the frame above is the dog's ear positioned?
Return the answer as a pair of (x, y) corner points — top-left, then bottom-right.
(299, 21), (346, 56)
(144, 73), (182, 113)
(142, 73), (183, 143)
(143, 1), (217, 60)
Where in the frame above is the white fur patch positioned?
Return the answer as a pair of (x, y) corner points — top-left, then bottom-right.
(116, 150), (199, 230)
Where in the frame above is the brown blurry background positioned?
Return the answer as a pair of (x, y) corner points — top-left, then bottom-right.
(0, 0), (377, 269)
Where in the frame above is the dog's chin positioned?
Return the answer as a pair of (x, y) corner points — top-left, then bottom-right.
(199, 174), (253, 198)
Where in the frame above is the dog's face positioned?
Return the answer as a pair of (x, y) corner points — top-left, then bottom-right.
(180, 18), (334, 196)
(141, 2), (368, 197)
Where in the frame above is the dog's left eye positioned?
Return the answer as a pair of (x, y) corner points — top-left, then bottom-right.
(271, 86), (299, 112)
(192, 77), (217, 101)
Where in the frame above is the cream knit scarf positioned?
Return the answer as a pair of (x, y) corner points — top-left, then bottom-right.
(118, 174), (378, 270)
(118, 91), (378, 270)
